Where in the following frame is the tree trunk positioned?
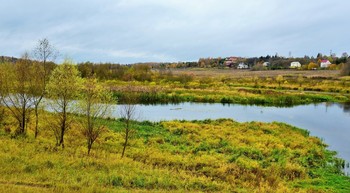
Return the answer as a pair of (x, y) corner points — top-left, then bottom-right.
(121, 128), (129, 158)
(59, 109), (66, 148)
(87, 139), (92, 155)
(88, 146), (91, 155)
(34, 96), (43, 139)
(59, 123), (65, 148)
(20, 104), (26, 135)
(34, 107), (39, 138)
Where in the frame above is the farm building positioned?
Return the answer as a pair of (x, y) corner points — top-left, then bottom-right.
(290, 61), (301, 68)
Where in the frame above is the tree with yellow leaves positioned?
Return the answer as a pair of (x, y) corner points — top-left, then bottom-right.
(46, 61), (83, 148)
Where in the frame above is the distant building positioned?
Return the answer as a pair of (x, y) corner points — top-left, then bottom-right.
(290, 61), (301, 68)
(237, 62), (249, 69)
(263, 62), (270, 67)
(320, 60), (331, 68)
(224, 56), (239, 67)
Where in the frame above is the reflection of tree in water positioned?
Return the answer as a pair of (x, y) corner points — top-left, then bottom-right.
(336, 102), (350, 115)
(342, 102), (350, 114)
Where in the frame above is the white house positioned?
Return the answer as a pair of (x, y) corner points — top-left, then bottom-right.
(290, 61), (301, 68)
(263, 62), (270, 67)
(237, 62), (249, 69)
(320, 60), (331, 68)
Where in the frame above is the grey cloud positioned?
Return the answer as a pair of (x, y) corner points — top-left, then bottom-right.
(1, 0), (349, 63)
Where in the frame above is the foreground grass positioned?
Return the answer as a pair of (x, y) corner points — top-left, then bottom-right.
(0, 117), (349, 192)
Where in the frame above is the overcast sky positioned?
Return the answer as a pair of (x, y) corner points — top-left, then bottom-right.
(1, 0), (349, 63)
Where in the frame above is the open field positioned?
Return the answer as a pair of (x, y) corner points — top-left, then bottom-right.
(170, 68), (341, 79)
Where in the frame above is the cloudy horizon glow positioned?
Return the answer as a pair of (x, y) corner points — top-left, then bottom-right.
(1, 0), (349, 64)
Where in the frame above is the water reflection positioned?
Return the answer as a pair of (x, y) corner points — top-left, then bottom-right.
(340, 102), (350, 114)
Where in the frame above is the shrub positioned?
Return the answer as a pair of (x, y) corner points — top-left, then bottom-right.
(340, 62), (350, 76)
(110, 176), (123, 187)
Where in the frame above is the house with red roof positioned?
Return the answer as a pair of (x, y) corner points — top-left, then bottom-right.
(224, 56), (239, 67)
(320, 60), (331, 68)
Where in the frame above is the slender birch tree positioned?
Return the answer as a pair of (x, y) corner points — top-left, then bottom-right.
(32, 38), (58, 138)
(46, 61), (82, 148)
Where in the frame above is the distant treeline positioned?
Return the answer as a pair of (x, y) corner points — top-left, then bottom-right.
(77, 62), (195, 82)
(75, 53), (350, 81)
(77, 53), (349, 72)
(0, 56), (18, 63)
(164, 53), (349, 69)
(78, 62), (152, 81)
(2, 52), (350, 82)
(251, 53), (349, 70)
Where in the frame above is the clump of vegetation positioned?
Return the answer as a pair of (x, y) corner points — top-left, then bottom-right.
(340, 62), (350, 76)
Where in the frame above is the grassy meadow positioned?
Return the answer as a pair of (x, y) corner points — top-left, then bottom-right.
(0, 111), (349, 192)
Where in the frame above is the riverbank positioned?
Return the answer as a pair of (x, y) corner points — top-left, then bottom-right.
(111, 85), (350, 106)
(105, 70), (350, 105)
(0, 116), (349, 192)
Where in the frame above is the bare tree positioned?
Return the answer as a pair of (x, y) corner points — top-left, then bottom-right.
(33, 38), (58, 74)
(79, 76), (113, 154)
(119, 95), (137, 158)
(0, 53), (36, 135)
(32, 38), (58, 138)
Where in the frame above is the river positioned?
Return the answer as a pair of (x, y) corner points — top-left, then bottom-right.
(114, 102), (350, 174)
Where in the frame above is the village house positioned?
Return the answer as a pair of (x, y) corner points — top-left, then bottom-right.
(224, 56), (239, 67)
(237, 62), (249, 69)
(320, 60), (331, 68)
(290, 61), (301, 68)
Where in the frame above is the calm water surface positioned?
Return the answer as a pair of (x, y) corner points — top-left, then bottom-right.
(115, 102), (350, 173)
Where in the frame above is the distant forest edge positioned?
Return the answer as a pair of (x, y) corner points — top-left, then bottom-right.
(0, 56), (18, 63)
(1, 51), (350, 77)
